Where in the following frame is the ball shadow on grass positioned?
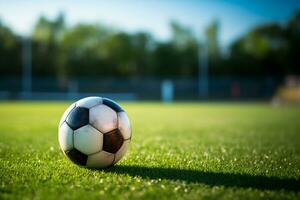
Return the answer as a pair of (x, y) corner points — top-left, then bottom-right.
(105, 165), (300, 192)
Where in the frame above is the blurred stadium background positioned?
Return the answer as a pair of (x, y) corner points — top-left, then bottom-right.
(0, 0), (300, 103)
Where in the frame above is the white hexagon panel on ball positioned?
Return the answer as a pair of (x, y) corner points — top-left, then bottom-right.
(58, 122), (74, 152)
(86, 151), (115, 168)
(89, 104), (118, 133)
(118, 112), (131, 140)
(74, 125), (103, 155)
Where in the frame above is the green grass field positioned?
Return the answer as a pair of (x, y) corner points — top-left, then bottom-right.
(0, 102), (300, 199)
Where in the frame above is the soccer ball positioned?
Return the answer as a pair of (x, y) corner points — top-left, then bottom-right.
(58, 97), (131, 168)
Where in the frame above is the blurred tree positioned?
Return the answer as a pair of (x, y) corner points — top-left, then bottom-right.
(58, 23), (111, 79)
(153, 21), (198, 77)
(204, 20), (221, 75)
(153, 42), (180, 76)
(205, 20), (221, 60)
(286, 11), (300, 74)
(0, 20), (21, 76)
(2, 11), (300, 81)
(102, 32), (136, 76)
(228, 22), (287, 75)
(131, 32), (154, 76)
(32, 13), (66, 84)
(170, 21), (196, 49)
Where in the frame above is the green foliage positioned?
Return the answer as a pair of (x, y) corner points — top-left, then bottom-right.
(31, 13), (66, 77)
(0, 20), (21, 76)
(286, 12), (300, 74)
(0, 102), (300, 199)
(58, 24), (112, 77)
(1, 11), (300, 79)
(228, 12), (300, 75)
(205, 20), (220, 59)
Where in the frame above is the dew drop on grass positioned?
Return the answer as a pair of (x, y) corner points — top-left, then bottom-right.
(174, 186), (180, 191)
(221, 147), (226, 153)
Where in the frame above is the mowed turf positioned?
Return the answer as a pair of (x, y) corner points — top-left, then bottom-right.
(0, 102), (300, 200)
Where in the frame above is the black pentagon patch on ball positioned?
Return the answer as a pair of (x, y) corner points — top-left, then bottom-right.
(66, 106), (89, 130)
(66, 149), (88, 166)
(103, 129), (124, 153)
(103, 98), (124, 113)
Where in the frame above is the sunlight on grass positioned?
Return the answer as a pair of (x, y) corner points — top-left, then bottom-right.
(0, 102), (300, 199)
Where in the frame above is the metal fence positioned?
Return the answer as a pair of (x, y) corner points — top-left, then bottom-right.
(0, 76), (281, 101)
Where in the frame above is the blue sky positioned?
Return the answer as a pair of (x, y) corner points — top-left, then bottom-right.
(0, 0), (299, 47)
